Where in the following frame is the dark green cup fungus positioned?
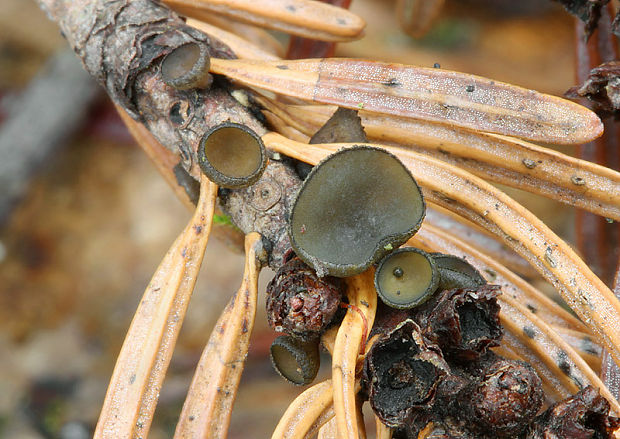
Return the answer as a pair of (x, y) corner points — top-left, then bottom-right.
(161, 42), (212, 90)
(197, 122), (267, 188)
(269, 335), (320, 386)
(288, 146), (425, 277)
(375, 248), (439, 309)
(431, 253), (487, 291)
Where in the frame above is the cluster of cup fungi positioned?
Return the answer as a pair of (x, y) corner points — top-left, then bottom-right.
(183, 90), (620, 438)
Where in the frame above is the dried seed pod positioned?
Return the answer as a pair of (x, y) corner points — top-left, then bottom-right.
(375, 248), (439, 309)
(526, 386), (620, 439)
(198, 122), (267, 188)
(289, 146), (425, 277)
(431, 253), (486, 291)
(270, 335), (320, 386)
(266, 255), (343, 340)
(364, 319), (449, 428)
(310, 107), (368, 144)
(462, 358), (543, 437)
(161, 42), (212, 90)
(414, 285), (502, 362)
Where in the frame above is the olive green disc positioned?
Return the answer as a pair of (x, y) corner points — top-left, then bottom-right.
(161, 42), (211, 90)
(270, 335), (320, 386)
(289, 146), (425, 277)
(198, 122), (267, 188)
(375, 248), (439, 309)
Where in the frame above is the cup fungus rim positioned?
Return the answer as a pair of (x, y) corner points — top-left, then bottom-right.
(160, 41), (211, 90)
(288, 145), (426, 278)
(269, 335), (320, 386)
(197, 121), (268, 188)
(374, 247), (440, 309)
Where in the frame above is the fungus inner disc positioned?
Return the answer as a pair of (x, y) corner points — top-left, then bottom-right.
(204, 126), (262, 178)
(161, 43), (201, 82)
(377, 251), (434, 307)
(290, 147), (424, 276)
(271, 343), (305, 383)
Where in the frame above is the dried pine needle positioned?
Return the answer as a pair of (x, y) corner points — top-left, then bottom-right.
(94, 176), (217, 439)
(332, 269), (377, 439)
(187, 18), (280, 60)
(164, 0), (365, 41)
(212, 58), (603, 144)
(317, 417), (338, 439)
(411, 223), (587, 331)
(264, 101), (619, 219)
(174, 232), (264, 439)
(396, 0), (445, 38)
(272, 379), (334, 439)
(376, 416), (393, 439)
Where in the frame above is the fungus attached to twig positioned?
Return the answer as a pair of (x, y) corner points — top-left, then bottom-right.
(161, 42), (212, 90)
(266, 255), (344, 340)
(364, 319), (449, 428)
(288, 146), (425, 277)
(414, 285), (503, 362)
(431, 253), (486, 291)
(375, 248), (439, 309)
(198, 122), (267, 188)
(270, 335), (321, 386)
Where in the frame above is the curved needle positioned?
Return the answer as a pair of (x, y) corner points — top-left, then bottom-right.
(411, 223), (587, 332)
(376, 416), (393, 439)
(272, 380), (334, 439)
(263, 132), (620, 372)
(264, 102), (619, 219)
(174, 232), (264, 439)
(187, 18), (280, 61)
(332, 269), (377, 439)
(318, 417), (338, 439)
(211, 57), (603, 144)
(94, 176), (217, 438)
(164, 0), (365, 41)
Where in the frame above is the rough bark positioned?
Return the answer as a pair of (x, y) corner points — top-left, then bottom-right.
(35, 0), (299, 268)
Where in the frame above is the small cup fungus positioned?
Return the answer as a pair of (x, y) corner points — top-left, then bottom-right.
(161, 42), (212, 90)
(288, 146), (425, 277)
(269, 335), (320, 386)
(375, 248), (439, 309)
(431, 253), (487, 291)
(198, 122), (267, 188)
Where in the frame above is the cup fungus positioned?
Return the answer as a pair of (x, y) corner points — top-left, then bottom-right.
(375, 248), (439, 309)
(197, 122), (267, 188)
(431, 253), (486, 291)
(288, 146), (425, 277)
(269, 335), (320, 386)
(160, 42), (212, 90)
(364, 319), (449, 428)
(414, 285), (503, 362)
(527, 386), (620, 438)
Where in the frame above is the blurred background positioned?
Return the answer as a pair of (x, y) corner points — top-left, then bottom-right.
(0, 0), (584, 437)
